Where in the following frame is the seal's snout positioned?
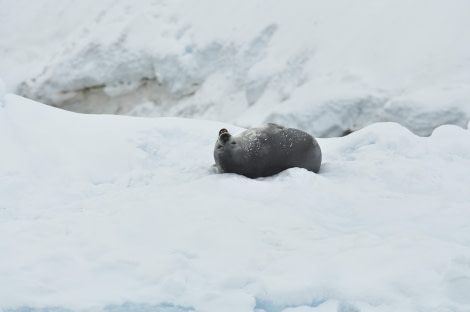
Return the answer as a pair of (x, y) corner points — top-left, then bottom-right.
(219, 128), (228, 135)
(219, 132), (231, 144)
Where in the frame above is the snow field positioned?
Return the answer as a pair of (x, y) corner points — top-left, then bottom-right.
(1, 95), (470, 311)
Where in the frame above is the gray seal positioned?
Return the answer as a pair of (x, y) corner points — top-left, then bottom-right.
(213, 123), (322, 178)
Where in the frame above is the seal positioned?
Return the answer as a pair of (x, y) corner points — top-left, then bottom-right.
(213, 123), (322, 178)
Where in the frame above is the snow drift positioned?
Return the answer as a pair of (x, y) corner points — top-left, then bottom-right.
(1, 94), (470, 312)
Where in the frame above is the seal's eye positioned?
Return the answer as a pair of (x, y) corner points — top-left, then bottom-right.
(231, 141), (236, 144)
(219, 128), (228, 135)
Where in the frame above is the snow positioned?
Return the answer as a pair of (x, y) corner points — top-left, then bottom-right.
(1, 0), (470, 136)
(1, 94), (470, 312)
(1, 1), (470, 311)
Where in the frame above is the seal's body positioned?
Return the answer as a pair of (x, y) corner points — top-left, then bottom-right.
(214, 123), (321, 178)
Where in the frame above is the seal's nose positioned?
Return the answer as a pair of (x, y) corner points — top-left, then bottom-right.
(219, 128), (228, 135)
(219, 132), (231, 143)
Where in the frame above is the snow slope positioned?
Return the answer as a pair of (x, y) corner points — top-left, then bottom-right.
(1, 94), (470, 312)
(1, 0), (470, 137)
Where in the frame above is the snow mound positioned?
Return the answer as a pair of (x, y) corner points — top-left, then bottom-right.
(2, 0), (470, 136)
(1, 95), (470, 312)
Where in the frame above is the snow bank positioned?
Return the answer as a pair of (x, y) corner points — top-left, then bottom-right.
(1, 95), (470, 312)
(2, 0), (470, 136)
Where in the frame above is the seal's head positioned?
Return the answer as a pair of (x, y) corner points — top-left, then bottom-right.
(214, 128), (242, 173)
